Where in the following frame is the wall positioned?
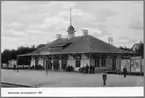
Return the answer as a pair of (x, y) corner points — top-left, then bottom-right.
(106, 56), (112, 69)
(120, 57), (143, 73)
(130, 59), (141, 72)
(90, 59), (95, 66)
(67, 54), (90, 71)
(30, 58), (35, 67)
(116, 56), (121, 71)
(81, 54), (90, 67)
(141, 59), (144, 73)
(121, 59), (131, 72)
(67, 59), (76, 67)
(38, 59), (43, 66)
(68, 55), (76, 70)
(81, 60), (90, 67)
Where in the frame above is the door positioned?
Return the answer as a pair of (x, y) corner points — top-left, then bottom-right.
(112, 58), (116, 70)
(53, 60), (60, 70)
(46, 61), (52, 69)
(35, 58), (38, 67)
(61, 60), (67, 70)
(95, 59), (99, 67)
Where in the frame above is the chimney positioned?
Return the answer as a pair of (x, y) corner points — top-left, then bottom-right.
(108, 37), (113, 44)
(82, 29), (88, 36)
(56, 34), (62, 39)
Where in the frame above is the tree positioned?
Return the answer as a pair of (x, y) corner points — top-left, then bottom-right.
(1, 49), (11, 63)
(36, 44), (46, 49)
(1, 45), (36, 64)
(136, 43), (144, 57)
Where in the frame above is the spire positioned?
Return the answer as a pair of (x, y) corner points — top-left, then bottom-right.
(67, 8), (75, 40)
(70, 8), (72, 26)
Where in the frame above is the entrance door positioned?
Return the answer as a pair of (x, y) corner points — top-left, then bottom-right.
(95, 59), (99, 67)
(61, 60), (67, 70)
(112, 58), (116, 70)
(46, 61), (52, 69)
(53, 60), (60, 70)
(35, 58), (38, 67)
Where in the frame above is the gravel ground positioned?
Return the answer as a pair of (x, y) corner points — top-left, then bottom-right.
(1, 69), (144, 87)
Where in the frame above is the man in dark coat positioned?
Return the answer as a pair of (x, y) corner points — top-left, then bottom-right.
(85, 65), (89, 74)
(123, 65), (127, 78)
(102, 72), (107, 86)
(92, 66), (95, 73)
(13, 64), (16, 71)
(46, 64), (48, 75)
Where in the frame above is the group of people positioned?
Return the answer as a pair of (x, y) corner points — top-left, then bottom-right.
(82, 64), (95, 74)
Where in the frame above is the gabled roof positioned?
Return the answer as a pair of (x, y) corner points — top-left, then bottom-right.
(132, 42), (143, 50)
(18, 35), (134, 56)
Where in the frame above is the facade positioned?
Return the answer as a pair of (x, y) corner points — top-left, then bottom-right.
(18, 25), (133, 71)
(121, 56), (144, 73)
(18, 9), (134, 72)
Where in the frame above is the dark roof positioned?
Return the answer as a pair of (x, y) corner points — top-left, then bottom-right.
(132, 42), (143, 49)
(18, 35), (134, 56)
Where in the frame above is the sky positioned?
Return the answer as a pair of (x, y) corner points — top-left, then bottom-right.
(1, 1), (144, 52)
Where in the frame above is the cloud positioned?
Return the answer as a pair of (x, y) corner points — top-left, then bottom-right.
(95, 8), (117, 22)
(80, 27), (110, 38)
(29, 16), (69, 30)
(10, 22), (22, 28)
(112, 36), (138, 48)
(26, 29), (46, 34)
(1, 1), (143, 50)
(58, 8), (95, 22)
(46, 1), (76, 8)
(129, 21), (143, 30)
(61, 2), (77, 9)
(4, 22), (23, 30)
(44, 17), (68, 28)
(2, 28), (28, 38)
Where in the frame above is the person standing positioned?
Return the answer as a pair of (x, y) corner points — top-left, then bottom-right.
(86, 64), (89, 74)
(46, 64), (48, 75)
(13, 64), (16, 71)
(17, 65), (19, 73)
(102, 72), (107, 86)
(123, 65), (127, 78)
(92, 66), (95, 74)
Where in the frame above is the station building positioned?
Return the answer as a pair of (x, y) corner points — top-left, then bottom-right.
(18, 9), (134, 72)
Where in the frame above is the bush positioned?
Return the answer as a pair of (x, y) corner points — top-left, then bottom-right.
(66, 65), (74, 72)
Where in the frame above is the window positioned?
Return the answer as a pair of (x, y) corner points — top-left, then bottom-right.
(61, 60), (67, 70)
(101, 59), (106, 67)
(95, 59), (100, 67)
(76, 60), (80, 67)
